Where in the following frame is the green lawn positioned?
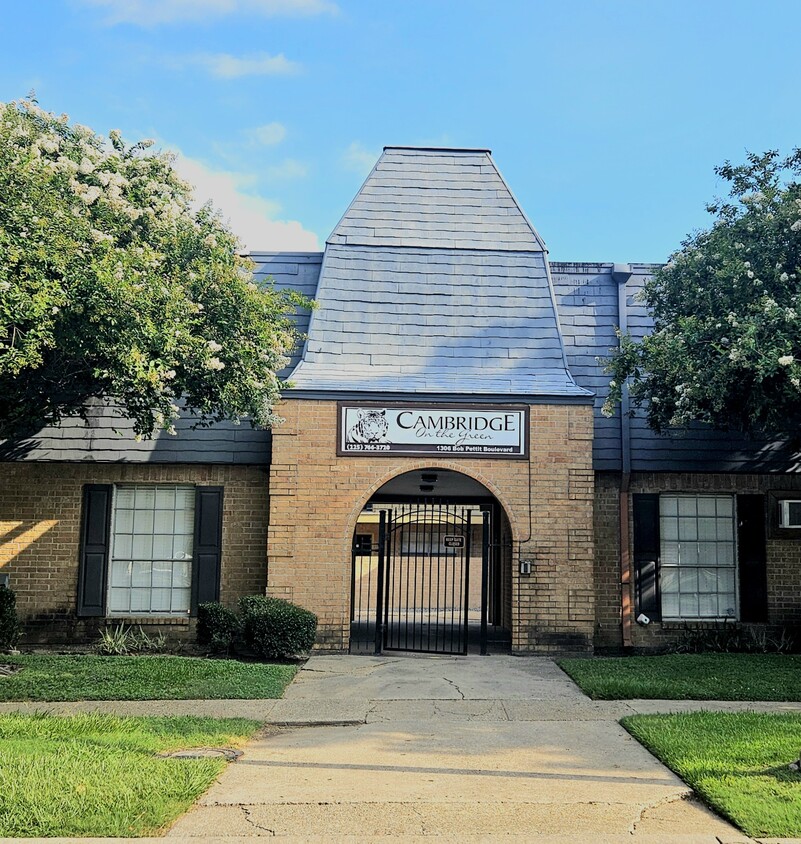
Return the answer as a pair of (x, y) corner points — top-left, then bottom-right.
(623, 712), (801, 838)
(0, 654), (297, 701)
(558, 653), (801, 700)
(0, 712), (260, 837)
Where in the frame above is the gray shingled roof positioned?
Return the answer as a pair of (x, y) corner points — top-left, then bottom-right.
(552, 263), (801, 473)
(0, 404), (271, 464)
(329, 147), (546, 252)
(289, 147), (590, 399)
(0, 256), (318, 465)
(251, 252), (320, 378)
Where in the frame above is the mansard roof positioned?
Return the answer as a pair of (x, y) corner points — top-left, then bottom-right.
(289, 147), (589, 400)
(328, 146), (547, 252)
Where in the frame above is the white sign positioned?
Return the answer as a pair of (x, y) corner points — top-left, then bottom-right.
(338, 404), (528, 458)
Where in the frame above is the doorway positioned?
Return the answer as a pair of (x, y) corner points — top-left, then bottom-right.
(349, 469), (512, 655)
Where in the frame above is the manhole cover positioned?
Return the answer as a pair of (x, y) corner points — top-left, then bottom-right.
(159, 747), (242, 761)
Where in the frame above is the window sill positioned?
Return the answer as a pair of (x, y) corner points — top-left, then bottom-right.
(661, 618), (739, 627)
(105, 616), (192, 626)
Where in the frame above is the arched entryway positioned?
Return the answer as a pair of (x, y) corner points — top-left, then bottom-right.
(349, 468), (513, 655)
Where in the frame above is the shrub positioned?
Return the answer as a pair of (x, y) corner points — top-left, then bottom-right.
(0, 586), (21, 651)
(96, 624), (132, 655)
(95, 624), (168, 656)
(197, 602), (241, 654)
(674, 621), (796, 654)
(238, 596), (317, 660)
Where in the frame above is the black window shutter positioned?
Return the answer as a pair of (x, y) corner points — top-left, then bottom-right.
(633, 493), (661, 621)
(192, 486), (224, 614)
(737, 494), (768, 623)
(77, 484), (112, 617)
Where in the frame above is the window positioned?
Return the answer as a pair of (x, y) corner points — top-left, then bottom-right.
(659, 495), (737, 620)
(779, 499), (801, 528)
(397, 523), (483, 556)
(400, 525), (459, 556)
(108, 485), (195, 616)
(78, 483), (222, 619)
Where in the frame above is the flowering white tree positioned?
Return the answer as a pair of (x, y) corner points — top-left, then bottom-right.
(605, 150), (801, 434)
(0, 98), (306, 440)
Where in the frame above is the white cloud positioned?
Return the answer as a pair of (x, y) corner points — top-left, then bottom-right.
(83, 0), (338, 26)
(194, 52), (300, 78)
(172, 152), (319, 251)
(342, 141), (379, 176)
(250, 122), (287, 146)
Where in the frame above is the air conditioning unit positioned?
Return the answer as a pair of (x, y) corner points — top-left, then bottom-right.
(780, 499), (801, 528)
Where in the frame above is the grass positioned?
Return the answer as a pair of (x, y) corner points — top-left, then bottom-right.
(623, 712), (801, 838)
(558, 653), (801, 700)
(0, 654), (297, 701)
(0, 712), (260, 837)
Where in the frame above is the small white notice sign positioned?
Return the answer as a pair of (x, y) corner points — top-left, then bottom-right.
(443, 535), (465, 548)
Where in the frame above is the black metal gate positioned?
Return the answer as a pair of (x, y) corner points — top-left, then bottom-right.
(349, 502), (494, 655)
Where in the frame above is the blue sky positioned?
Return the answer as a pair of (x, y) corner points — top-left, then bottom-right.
(2, 0), (800, 260)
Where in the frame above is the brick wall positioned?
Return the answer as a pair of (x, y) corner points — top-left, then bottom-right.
(593, 473), (623, 649)
(268, 399), (595, 654)
(0, 463), (269, 643)
(595, 471), (801, 650)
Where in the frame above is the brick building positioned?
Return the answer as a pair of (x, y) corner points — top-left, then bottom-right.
(2, 147), (800, 653)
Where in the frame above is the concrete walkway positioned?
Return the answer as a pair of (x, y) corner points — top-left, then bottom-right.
(155, 654), (794, 843)
(6, 654), (801, 842)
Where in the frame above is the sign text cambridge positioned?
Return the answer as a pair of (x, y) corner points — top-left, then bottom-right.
(337, 403), (529, 459)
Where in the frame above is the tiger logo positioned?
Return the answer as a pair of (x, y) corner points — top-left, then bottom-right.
(347, 409), (390, 444)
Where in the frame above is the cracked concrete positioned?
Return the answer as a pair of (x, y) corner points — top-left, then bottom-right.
(240, 805), (277, 836)
(170, 798), (740, 838)
(440, 677), (465, 700)
(162, 654), (787, 841)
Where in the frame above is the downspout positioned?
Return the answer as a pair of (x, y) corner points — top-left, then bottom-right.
(612, 263), (633, 647)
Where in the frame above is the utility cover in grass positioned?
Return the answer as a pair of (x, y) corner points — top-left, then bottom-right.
(159, 747), (242, 760)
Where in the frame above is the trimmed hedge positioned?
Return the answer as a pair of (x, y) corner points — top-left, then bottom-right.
(197, 603), (240, 654)
(196, 596), (318, 660)
(239, 596), (317, 660)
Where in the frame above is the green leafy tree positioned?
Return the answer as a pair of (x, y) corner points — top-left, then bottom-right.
(0, 97), (307, 440)
(605, 150), (801, 434)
